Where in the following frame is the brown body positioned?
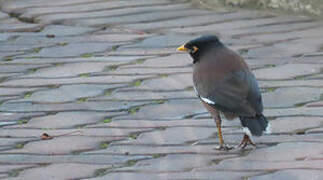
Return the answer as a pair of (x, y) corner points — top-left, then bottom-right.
(177, 35), (268, 150)
(193, 46), (262, 118)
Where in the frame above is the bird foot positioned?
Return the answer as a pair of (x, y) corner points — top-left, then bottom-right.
(236, 135), (256, 149)
(215, 144), (233, 151)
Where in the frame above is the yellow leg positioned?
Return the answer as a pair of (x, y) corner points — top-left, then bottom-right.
(215, 116), (224, 146)
(214, 111), (232, 150)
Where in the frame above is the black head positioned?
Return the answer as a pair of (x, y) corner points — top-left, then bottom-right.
(177, 35), (223, 63)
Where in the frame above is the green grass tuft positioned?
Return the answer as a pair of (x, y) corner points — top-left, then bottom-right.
(103, 118), (112, 123)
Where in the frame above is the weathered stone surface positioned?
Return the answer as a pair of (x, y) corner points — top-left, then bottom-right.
(9, 111), (109, 128)
(264, 107), (323, 117)
(263, 87), (323, 108)
(24, 62), (127, 78)
(125, 11), (267, 31)
(8, 56), (149, 64)
(14, 84), (124, 103)
(0, 74), (151, 87)
(36, 3), (192, 24)
(118, 154), (236, 172)
(67, 9), (210, 27)
(0, 154), (149, 164)
(270, 117), (323, 133)
(114, 99), (205, 120)
(0, 100), (150, 112)
(13, 0), (173, 19)
(1, 0), (323, 179)
(254, 64), (323, 80)
(123, 54), (191, 68)
(124, 73), (192, 91)
(5, 136), (116, 154)
(9, 163), (112, 180)
(259, 79), (323, 88)
(118, 126), (216, 145)
(251, 169), (323, 180)
(123, 34), (195, 49)
(22, 42), (114, 58)
(0, 127), (151, 138)
(93, 90), (195, 101)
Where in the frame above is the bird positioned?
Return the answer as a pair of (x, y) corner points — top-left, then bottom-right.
(177, 35), (271, 150)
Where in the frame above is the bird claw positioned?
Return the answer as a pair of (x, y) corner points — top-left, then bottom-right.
(215, 144), (233, 151)
(236, 135), (256, 149)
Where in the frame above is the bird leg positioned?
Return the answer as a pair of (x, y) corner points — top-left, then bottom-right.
(237, 134), (256, 149)
(214, 112), (232, 151)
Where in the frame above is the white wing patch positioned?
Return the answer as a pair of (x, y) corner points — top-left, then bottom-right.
(242, 127), (252, 137)
(264, 123), (272, 134)
(200, 96), (215, 105)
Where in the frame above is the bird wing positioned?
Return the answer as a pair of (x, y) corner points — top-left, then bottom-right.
(193, 49), (263, 117)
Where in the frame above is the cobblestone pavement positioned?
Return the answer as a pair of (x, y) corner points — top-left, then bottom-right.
(0, 0), (323, 179)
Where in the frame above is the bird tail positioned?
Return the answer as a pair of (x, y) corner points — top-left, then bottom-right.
(239, 114), (270, 136)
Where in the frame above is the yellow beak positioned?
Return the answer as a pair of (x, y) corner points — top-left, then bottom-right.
(176, 44), (188, 52)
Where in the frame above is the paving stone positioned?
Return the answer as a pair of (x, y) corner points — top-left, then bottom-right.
(93, 90), (195, 101)
(14, 0), (173, 20)
(9, 111), (116, 129)
(254, 64), (323, 80)
(0, 137), (35, 146)
(24, 62), (127, 78)
(259, 79), (323, 88)
(125, 11), (267, 32)
(123, 54), (192, 68)
(169, 15), (300, 34)
(104, 67), (191, 76)
(36, 3), (192, 24)
(1, 0), (103, 12)
(118, 154), (236, 172)
(0, 154), (149, 165)
(38, 25), (96, 36)
(0, 127), (151, 138)
(95, 171), (261, 180)
(0, 100), (150, 112)
(88, 119), (216, 129)
(243, 142), (323, 161)
(17, 84), (125, 103)
(119, 126), (216, 145)
(0, 22), (43, 33)
(107, 47), (176, 56)
(270, 117), (323, 134)
(21, 42), (115, 58)
(123, 34), (196, 49)
(227, 20), (318, 39)
(264, 107), (323, 117)
(0, 11), (9, 19)
(0, 112), (45, 123)
(126, 73), (192, 91)
(0, 64), (49, 73)
(0, 44), (42, 52)
(114, 99), (205, 120)
(66, 9), (210, 27)
(203, 157), (323, 172)
(251, 169), (323, 180)
(88, 143), (234, 159)
(306, 101), (323, 107)
(9, 163), (112, 180)
(8, 56), (150, 64)
(5, 136), (116, 155)
(263, 87), (323, 108)
(0, 74), (151, 87)
(0, 87), (43, 96)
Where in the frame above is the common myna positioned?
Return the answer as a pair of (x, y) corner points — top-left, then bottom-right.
(177, 35), (271, 150)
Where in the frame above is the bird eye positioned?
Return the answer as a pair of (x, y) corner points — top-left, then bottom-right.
(190, 46), (198, 53)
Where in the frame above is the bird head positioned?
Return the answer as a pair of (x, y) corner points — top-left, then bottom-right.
(177, 35), (223, 63)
